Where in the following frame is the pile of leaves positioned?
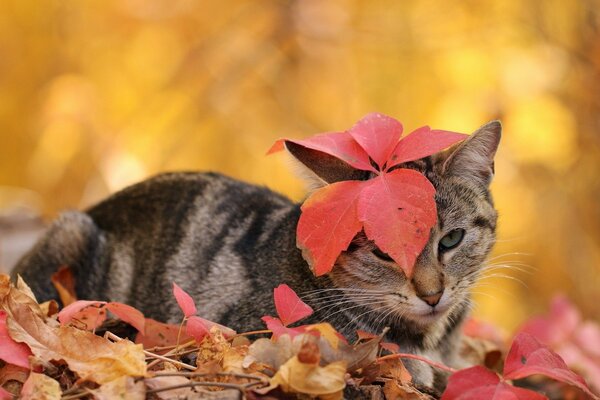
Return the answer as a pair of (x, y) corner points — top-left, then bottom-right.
(1, 269), (600, 400)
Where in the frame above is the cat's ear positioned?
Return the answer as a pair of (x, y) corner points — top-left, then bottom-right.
(442, 121), (501, 187)
(284, 141), (366, 189)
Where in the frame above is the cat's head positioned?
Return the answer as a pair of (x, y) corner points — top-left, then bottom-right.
(285, 121), (500, 329)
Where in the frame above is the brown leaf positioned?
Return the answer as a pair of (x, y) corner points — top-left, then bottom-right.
(20, 372), (62, 400)
(383, 379), (433, 400)
(92, 376), (146, 400)
(0, 364), (29, 386)
(5, 297), (146, 384)
(50, 266), (77, 307)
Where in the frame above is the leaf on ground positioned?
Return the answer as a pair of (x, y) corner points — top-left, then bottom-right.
(0, 387), (11, 400)
(261, 316), (305, 340)
(0, 311), (32, 369)
(50, 266), (77, 307)
(383, 379), (432, 400)
(20, 372), (61, 400)
(6, 297), (146, 385)
(57, 300), (107, 330)
(172, 283), (197, 318)
(504, 332), (599, 399)
(0, 364), (29, 386)
(188, 315), (236, 341)
(273, 284), (314, 326)
(135, 318), (192, 349)
(304, 323), (344, 349)
(145, 374), (193, 399)
(105, 302), (146, 333)
(441, 366), (546, 400)
(263, 342), (346, 399)
(92, 376), (146, 400)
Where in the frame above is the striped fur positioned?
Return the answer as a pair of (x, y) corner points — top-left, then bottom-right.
(13, 121), (501, 395)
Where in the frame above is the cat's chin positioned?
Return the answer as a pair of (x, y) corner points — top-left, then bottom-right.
(406, 304), (451, 326)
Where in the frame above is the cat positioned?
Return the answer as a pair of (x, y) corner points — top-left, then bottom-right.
(12, 120), (501, 394)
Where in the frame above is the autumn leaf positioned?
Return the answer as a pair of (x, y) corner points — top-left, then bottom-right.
(20, 372), (61, 400)
(270, 113), (467, 277)
(504, 332), (599, 399)
(135, 318), (192, 348)
(6, 297), (146, 384)
(0, 311), (32, 369)
(105, 303), (146, 333)
(92, 376), (146, 400)
(0, 388), (11, 400)
(273, 284), (314, 326)
(441, 366), (547, 400)
(358, 169), (437, 275)
(50, 266), (77, 307)
(172, 283), (197, 318)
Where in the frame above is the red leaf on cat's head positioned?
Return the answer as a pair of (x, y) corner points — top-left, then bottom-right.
(269, 113), (467, 277)
(268, 131), (375, 172)
(441, 366), (547, 400)
(388, 126), (467, 167)
(348, 112), (403, 169)
(273, 284), (313, 326)
(0, 311), (32, 369)
(172, 283), (197, 318)
(504, 332), (599, 399)
(358, 169), (437, 275)
(297, 181), (364, 276)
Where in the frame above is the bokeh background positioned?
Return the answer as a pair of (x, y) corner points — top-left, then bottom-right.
(1, 0), (599, 332)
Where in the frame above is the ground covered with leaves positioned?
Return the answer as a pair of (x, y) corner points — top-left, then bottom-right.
(0, 268), (599, 400)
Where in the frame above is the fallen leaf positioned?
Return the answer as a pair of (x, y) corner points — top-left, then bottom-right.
(0, 311), (32, 369)
(105, 303), (145, 333)
(273, 284), (314, 326)
(135, 318), (192, 349)
(50, 266), (77, 307)
(93, 376), (146, 400)
(172, 283), (197, 318)
(57, 300), (107, 330)
(6, 298), (146, 384)
(0, 388), (11, 400)
(20, 372), (61, 400)
(145, 375), (193, 399)
(504, 332), (599, 399)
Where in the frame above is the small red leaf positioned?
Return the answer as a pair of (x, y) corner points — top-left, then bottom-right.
(441, 366), (547, 400)
(273, 284), (314, 326)
(186, 316), (211, 342)
(388, 126), (467, 168)
(268, 131), (375, 172)
(358, 169), (437, 276)
(105, 302), (146, 333)
(297, 180), (365, 276)
(348, 112), (403, 169)
(0, 311), (32, 369)
(188, 316), (236, 339)
(172, 283), (197, 318)
(261, 316), (305, 339)
(504, 332), (599, 399)
(58, 300), (107, 326)
(135, 318), (193, 348)
(0, 387), (12, 400)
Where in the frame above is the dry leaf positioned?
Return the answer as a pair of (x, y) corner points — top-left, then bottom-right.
(20, 372), (61, 400)
(93, 376), (146, 400)
(5, 297), (146, 384)
(383, 379), (433, 400)
(50, 266), (77, 307)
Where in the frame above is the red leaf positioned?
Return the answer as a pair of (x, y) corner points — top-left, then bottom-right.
(105, 303), (146, 333)
(297, 180), (365, 276)
(504, 332), (599, 399)
(135, 318), (192, 348)
(187, 316), (236, 340)
(0, 311), (31, 369)
(388, 126), (467, 168)
(358, 169), (437, 276)
(268, 131), (375, 172)
(58, 300), (107, 329)
(348, 112), (403, 169)
(172, 283), (197, 318)
(186, 316), (211, 342)
(0, 387), (11, 400)
(441, 366), (547, 400)
(519, 295), (580, 345)
(273, 284), (313, 326)
(261, 316), (305, 339)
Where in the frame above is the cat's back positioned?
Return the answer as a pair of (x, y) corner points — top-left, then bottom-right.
(14, 172), (304, 324)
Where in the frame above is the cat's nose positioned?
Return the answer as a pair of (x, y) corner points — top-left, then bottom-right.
(418, 289), (444, 307)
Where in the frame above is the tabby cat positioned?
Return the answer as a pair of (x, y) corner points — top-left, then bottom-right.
(13, 121), (501, 394)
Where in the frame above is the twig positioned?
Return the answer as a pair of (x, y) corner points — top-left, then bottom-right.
(147, 339), (197, 369)
(105, 331), (196, 371)
(231, 329), (271, 338)
(377, 353), (457, 374)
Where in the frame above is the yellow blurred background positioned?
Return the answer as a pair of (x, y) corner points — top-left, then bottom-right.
(1, 0), (599, 332)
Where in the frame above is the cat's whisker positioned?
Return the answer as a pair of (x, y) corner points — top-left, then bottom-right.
(487, 252), (533, 261)
(319, 300), (386, 322)
(478, 273), (528, 288)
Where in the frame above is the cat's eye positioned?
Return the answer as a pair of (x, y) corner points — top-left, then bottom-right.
(439, 229), (465, 251)
(372, 247), (394, 262)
